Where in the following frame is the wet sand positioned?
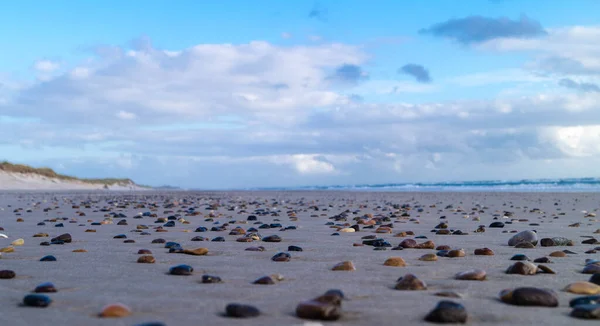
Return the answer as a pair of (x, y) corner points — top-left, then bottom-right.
(0, 191), (599, 325)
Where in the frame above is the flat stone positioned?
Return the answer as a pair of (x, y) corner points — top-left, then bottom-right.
(424, 301), (467, 324)
(288, 245), (303, 251)
(384, 257), (406, 267)
(434, 291), (463, 298)
(137, 249), (152, 254)
(11, 238), (24, 246)
(510, 254), (531, 261)
(51, 233), (72, 243)
(500, 287), (558, 307)
(225, 303), (260, 318)
(583, 265), (600, 274)
(590, 274), (600, 285)
(99, 303), (132, 318)
(262, 235), (282, 242)
(534, 257), (551, 263)
(515, 242), (535, 249)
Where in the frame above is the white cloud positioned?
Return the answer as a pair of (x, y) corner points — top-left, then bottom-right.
(33, 60), (60, 73)
(281, 32), (292, 39)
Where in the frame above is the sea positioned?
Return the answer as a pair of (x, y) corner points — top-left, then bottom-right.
(253, 177), (600, 192)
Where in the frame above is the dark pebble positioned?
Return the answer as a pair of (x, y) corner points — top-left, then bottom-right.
(571, 304), (600, 319)
(34, 282), (57, 293)
(590, 274), (600, 285)
(570, 295), (600, 307)
(151, 238), (166, 244)
(40, 255), (57, 262)
(533, 257), (551, 263)
(0, 270), (16, 279)
(212, 237), (225, 242)
(424, 300), (467, 324)
(225, 303), (260, 318)
(50, 233), (72, 243)
(23, 294), (52, 307)
(169, 264), (193, 276)
(510, 254), (530, 261)
(288, 245), (303, 251)
(271, 252), (291, 262)
(263, 235), (282, 242)
(113, 234), (127, 239)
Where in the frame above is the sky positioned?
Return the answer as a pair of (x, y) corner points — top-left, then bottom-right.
(1, 0), (600, 189)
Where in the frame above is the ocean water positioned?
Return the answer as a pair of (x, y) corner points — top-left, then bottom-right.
(256, 177), (600, 192)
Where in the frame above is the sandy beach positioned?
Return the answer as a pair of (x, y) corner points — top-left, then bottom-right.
(0, 190), (599, 325)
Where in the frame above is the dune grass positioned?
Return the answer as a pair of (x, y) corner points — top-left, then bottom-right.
(0, 161), (142, 186)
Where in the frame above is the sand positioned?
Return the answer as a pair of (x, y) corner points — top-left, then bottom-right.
(0, 190), (599, 325)
(0, 171), (147, 190)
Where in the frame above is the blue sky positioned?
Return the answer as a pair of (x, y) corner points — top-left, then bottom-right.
(1, 0), (600, 188)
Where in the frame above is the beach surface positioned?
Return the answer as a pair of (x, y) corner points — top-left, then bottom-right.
(0, 190), (599, 325)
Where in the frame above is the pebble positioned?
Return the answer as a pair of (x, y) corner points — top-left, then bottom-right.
(23, 294), (52, 307)
(455, 269), (486, 281)
(583, 264), (600, 274)
(447, 249), (465, 258)
(474, 248), (494, 255)
(419, 253), (438, 261)
(296, 294), (342, 321)
(500, 287), (558, 307)
(99, 303), (132, 318)
(590, 274), (600, 285)
(395, 274), (427, 290)
(0, 270), (16, 279)
(549, 251), (566, 257)
(506, 261), (538, 275)
(272, 252), (291, 262)
(510, 254), (530, 261)
(571, 304), (600, 319)
(424, 300), (467, 324)
(137, 255), (156, 263)
(225, 303), (260, 318)
(541, 237), (573, 247)
(40, 255), (57, 261)
(11, 238), (24, 246)
(51, 233), (72, 243)
(183, 248), (208, 256)
(570, 295), (600, 307)
(138, 249), (152, 254)
(34, 282), (57, 293)
(262, 235), (282, 242)
(253, 276), (276, 285)
(565, 282), (600, 295)
(288, 245), (303, 251)
(534, 257), (551, 263)
(331, 261), (355, 271)
(508, 230), (538, 246)
(169, 264), (193, 276)
(383, 257), (406, 267)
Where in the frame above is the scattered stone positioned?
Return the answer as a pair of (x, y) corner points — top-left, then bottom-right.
(0, 270), (16, 279)
(419, 254), (438, 261)
(541, 237), (573, 247)
(395, 274), (427, 290)
(549, 251), (566, 257)
(169, 264), (193, 276)
(262, 235), (282, 242)
(332, 261), (355, 271)
(137, 255), (156, 263)
(225, 303), (260, 318)
(570, 295), (600, 307)
(99, 303), (132, 318)
(565, 282), (600, 295)
(40, 255), (56, 262)
(296, 290), (343, 321)
(508, 230), (538, 246)
(435, 292), (463, 298)
(253, 276), (275, 285)
(571, 304), (600, 319)
(384, 257), (406, 267)
(424, 301), (467, 324)
(183, 248), (208, 256)
(11, 238), (24, 246)
(455, 269), (486, 281)
(23, 294), (52, 307)
(272, 252), (291, 262)
(534, 257), (551, 263)
(500, 287), (558, 307)
(474, 248), (494, 256)
(447, 249), (465, 258)
(506, 261), (538, 275)
(511, 254), (531, 261)
(34, 282), (57, 293)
